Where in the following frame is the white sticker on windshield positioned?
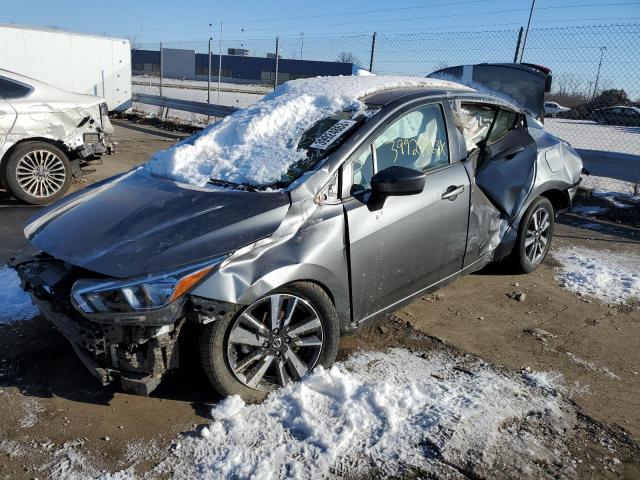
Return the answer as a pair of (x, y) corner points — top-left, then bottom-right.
(310, 119), (357, 150)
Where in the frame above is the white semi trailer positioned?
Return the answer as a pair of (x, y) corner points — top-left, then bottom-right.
(0, 24), (131, 110)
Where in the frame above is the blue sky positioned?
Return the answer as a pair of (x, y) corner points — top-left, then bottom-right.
(3, 1), (640, 97)
(3, 0), (639, 42)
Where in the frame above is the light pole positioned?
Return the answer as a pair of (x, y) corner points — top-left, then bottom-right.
(207, 34), (212, 104)
(300, 32), (304, 60)
(519, 0), (536, 62)
(592, 46), (606, 99)
(217, 21), (223, 104)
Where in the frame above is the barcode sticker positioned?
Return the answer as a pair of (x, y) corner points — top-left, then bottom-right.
(310, 119), (357, 150)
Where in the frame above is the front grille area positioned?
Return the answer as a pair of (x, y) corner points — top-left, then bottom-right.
(33, 296), (106, 355)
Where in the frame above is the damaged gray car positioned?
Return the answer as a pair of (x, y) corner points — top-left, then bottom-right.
(12, 64), (582, 401)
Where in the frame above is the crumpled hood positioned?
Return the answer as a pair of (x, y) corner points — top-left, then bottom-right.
(25, 169), (291, 278)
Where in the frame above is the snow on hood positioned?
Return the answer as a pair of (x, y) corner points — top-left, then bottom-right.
(144, 76), (473, 187)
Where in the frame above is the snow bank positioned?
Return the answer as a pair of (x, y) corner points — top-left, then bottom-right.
(581, 175), (639, 195)
(144, 76), (471, 187)
(0, 267), (38, 325)
(157, 348), (571, 479)
(553, 247), (640, 303)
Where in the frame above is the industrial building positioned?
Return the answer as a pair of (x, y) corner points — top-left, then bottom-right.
(131, 48), (362, 85)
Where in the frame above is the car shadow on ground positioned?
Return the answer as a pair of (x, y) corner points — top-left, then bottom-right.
(0, 315), (222, 419)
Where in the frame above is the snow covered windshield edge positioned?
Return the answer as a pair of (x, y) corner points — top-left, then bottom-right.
(143, 76), (473, 190)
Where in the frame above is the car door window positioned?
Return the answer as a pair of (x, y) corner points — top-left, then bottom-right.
(486, 110), (518, 145)
(0, 77), (32, 99)
(374, 104), (449, 173)
(351, 145), (374, 192)
(457, 104), (496, 153)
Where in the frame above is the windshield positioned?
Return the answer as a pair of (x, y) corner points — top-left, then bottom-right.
(212, 110), (365, 190)
(275, 111), (364, 187)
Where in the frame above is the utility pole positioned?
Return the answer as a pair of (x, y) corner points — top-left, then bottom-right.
(217, 21), (223, 104)
(207, 34), (212, 104)
(300, 32), (304, 60)
(519, 0), (536, 62)
(592, 46), (606, 99)
(587, 81), (594, 99)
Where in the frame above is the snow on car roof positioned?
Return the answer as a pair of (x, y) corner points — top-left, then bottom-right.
(144, 75), (473, 187)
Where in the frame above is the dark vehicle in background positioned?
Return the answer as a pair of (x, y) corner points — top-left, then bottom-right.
(12, 64), (582, 402)
(591, 106), (640, 126)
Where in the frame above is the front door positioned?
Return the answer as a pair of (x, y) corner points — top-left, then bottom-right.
(344, 103), (470, 323)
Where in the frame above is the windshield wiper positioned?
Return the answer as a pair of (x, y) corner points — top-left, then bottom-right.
(208, 179), (258, 192)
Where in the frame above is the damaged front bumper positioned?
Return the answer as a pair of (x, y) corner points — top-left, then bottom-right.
(10, 254), (185, 395)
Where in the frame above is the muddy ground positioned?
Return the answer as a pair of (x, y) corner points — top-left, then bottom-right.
(0, 120), (638, 479)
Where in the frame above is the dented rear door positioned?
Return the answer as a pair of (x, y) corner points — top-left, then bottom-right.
(475, 111), (537, 220)
(0, 97), (17, 151)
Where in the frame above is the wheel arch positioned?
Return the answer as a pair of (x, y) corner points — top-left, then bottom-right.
(1, 136), (76, 178)
(191, 261), (351, 333)
(539, 188), (571, 214)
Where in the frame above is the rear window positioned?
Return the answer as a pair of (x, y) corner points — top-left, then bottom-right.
(0, 77), (32, 99)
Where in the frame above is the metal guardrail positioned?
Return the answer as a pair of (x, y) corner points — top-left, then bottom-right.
(131, 93), (239, 117)
(132, 80), (270, 96)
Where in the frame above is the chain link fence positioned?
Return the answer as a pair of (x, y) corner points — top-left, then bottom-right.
(132, 23), (640, 157)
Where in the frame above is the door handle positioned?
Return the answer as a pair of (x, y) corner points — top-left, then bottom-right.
(441, 185), (465, 201)
(494, 145), (525, 160)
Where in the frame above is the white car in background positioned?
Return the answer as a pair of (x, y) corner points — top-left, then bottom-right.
(544, 101), (570, 118)
(0, 69), (114, 204)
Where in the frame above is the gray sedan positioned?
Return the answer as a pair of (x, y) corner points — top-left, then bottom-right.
(13, 70), (582, 401)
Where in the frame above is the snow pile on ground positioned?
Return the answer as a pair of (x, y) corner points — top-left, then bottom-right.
(553, 247), (640, 303)
(144, 76), (471, 187)
(156, 348), (573, 479)
(581, 175), (639, 196)
(0, 266), (38, 325)
(592, 190), (639, 209)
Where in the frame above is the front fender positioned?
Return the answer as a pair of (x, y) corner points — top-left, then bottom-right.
(190, 201), (353, 331)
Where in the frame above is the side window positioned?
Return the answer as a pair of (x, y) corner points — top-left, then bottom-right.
(0, 77), (31, 99)
(486, 110), (518, 145)
(351, 145), (374, 193)
(374, 104), (449, 173)
(457, 104), (496, 153)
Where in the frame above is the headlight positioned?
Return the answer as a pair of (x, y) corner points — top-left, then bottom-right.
(72, 259), (223, 314)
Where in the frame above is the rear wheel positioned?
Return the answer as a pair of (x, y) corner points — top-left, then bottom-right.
(5, 142), (72, 205)
(199, 282), (340, 403)
(511, 196), (555, 273)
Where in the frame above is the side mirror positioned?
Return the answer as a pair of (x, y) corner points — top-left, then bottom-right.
(371, 166), (426, 197)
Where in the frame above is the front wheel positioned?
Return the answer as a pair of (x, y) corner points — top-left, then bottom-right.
(199, 282), (340, 403)
(511, 197), (555, 273)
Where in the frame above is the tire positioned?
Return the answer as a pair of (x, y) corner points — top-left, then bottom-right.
(5, 142), (72, 205)
(199, 282), (340, 403)
(511, 197), (555, 273)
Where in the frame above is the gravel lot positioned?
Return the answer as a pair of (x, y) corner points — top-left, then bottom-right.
(0, 120), (638, 479)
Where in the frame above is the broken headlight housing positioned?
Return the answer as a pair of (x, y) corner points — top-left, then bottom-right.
(71, 258), (225, 314)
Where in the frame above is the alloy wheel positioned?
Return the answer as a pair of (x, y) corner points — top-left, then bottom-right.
(525, 207), (551, 264)
(226, 293), (324, 392)
(15, 150), (67, 199)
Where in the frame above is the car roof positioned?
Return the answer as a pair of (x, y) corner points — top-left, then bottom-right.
(362, 86), (520, 112)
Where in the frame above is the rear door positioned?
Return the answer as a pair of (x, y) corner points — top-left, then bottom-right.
(475, 109), (537, 220)
(0, 97), (17, 152)
(343, 102), (471, 323)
